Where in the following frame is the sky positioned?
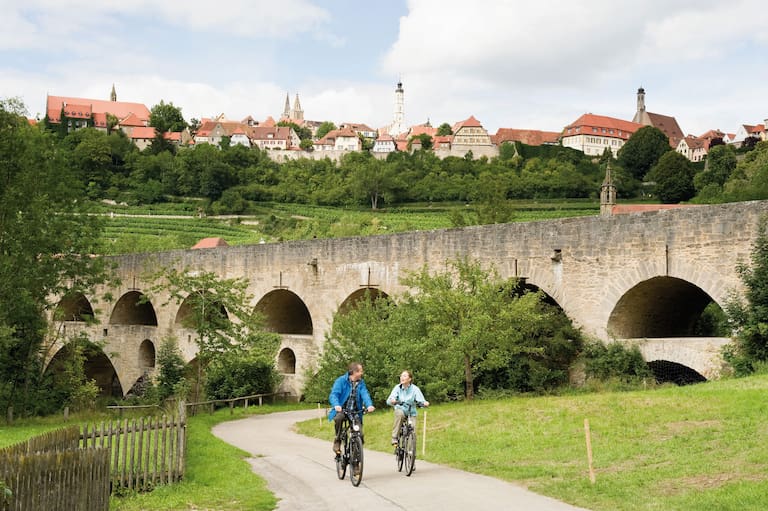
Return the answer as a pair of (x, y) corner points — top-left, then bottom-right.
(1, 0), (767, 137)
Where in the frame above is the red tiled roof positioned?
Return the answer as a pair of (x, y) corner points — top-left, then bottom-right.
(452, 115), (483, 132)
(493, 128), (560, 146)
(262, 116), (276, 127)
(46, 95), (150, 124)
(680, 135), (705, 150)
(564, 114), (643, 140)
(191, 237), (229, 249)
(119, 112), (146, 127)
(129, 126), (157, 139)
(646, 112), (684, 147)
(409, 125), (438, 137)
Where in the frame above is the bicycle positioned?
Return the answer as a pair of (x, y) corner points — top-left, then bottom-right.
(335, 408), (365, 486)
(394, 400), (422, 476)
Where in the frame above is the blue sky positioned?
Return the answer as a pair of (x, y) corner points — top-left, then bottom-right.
(1, 0), (766, 136)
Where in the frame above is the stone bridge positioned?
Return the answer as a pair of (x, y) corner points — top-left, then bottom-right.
(47, 200), (768, 397)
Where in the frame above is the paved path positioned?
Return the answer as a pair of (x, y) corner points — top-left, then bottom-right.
(213, 409), (591, 511)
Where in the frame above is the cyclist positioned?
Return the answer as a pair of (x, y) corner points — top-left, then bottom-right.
(329, 362), (375, 454)
(386, 369), (429, 445)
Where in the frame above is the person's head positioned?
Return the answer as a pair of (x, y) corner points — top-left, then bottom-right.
(348, 362), (364, 381)
(399, 370), (413, 386)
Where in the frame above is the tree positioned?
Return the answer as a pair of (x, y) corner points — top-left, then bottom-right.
(346, 154), (402, 209)
(0, 98), (113, 414)
(617, 126), (671, 180)
(724, 216), (768, 375)
(436, 123), (453, 136)
(646, 151), (695, 203)
(149, 100), (187, 133)
(144, 266), (280, 400)
(315, 121), (337, 140)
(400, 258), (553, 400)
(694, 144), (736, 192)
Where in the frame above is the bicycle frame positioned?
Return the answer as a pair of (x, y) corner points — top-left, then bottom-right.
(336, 408), (365, 486)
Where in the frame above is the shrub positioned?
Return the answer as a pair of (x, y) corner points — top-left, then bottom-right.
(205, 352), (280, 400)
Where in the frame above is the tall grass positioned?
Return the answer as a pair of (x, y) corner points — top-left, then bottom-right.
(297, 375), (768, 511)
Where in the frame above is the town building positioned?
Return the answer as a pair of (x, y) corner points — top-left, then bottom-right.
(492, 128), (560, 146)
(45, 85), (151, 135)
(561, 113), (642, 156)
(386, 81), (406, 136)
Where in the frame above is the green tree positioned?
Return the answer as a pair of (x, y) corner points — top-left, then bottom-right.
(722, 141), (768, 201)
(346, 153), (402, 209)
(144, 266), (280, 400)
(724, 216), (768, 374)
(0, 98), (113, 414)
(472, 171), (514, 224)
(646, 151), (695, 203)
(401, 258), (550, 400)
(617, 126), (671, 180)
(694, 144), (737, 193)
(155, 336), (188, 401)
(436, 122), (453, 136)
(315, 121), (337, 140)
(149, 100), (187, 133)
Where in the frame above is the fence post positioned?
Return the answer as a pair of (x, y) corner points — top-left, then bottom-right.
(6, 406), (12, 424)
(584, 418), (596, 484)
(229, 401), (234, 415)
(64, 406), (69, 420)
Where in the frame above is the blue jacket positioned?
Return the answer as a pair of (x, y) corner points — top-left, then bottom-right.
(386, 383), (426, 416)
(328, 373), (373, 422)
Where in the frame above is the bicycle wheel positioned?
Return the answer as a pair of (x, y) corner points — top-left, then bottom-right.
(404, 430), (416, 476)
(396, 431), (405, 472)
(349, 435), (364, 486)
(335, 431), (348, 480)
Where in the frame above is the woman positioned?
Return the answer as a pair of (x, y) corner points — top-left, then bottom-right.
(386, 370), (429, 445)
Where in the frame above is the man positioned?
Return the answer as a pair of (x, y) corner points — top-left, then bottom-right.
(328, 362), (375, 454)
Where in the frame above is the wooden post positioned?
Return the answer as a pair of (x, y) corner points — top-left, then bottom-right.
(63, 406), (69, 420)
(422, 410), (427, 456)
(229, 401), (234, 415)
(318, 402), (322, 426)
(6, 406), (12, 424)
(584, 418), (596, 484)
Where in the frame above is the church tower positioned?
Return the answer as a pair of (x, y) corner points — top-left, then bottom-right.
(282, 93), (291, 120)
(291, 93), (304, 122)
(388, 80), (406, 136)
(600, 162), (617, 216)
(632, 86), (646, 124)
(110, 83), (117, 102)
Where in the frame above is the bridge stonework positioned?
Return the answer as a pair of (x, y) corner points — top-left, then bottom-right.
(53, 200), (768, 396)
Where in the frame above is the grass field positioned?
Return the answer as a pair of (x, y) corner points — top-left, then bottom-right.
(93, 199), (601, 255)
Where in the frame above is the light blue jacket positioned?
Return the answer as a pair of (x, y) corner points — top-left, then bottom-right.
(328, 373), (373, 422)
(387, 383), (426, 416)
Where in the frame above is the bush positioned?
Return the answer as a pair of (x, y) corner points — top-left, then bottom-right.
(205, 352), (280, 400)
(581, 340), (653, 383)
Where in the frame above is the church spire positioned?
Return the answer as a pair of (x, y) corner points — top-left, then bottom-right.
(110, 83), (117, 102)
(282, 93), (291, 119)
(292, 93), (304, 121)
(632, 86), (646, 123)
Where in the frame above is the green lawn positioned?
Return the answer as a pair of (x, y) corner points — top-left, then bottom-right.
(297, 374), (768, 511)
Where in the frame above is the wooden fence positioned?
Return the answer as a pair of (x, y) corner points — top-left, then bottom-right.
(80, 413), (186, 491)
(0, 428), (110, 511)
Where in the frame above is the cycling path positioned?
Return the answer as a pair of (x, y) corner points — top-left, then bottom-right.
(213, 409), (591, 511)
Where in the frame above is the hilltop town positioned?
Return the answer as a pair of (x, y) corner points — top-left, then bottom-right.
(39, 82), (767, 164)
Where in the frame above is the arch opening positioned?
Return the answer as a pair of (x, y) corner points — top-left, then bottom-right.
(109, 291), (158, 326)
(608, 276), (727, 338)
(255, 290), (313, 335)
(46, 341), (122, 398)
(139, 339), (156, 369)
(278, 348), (296, 374)
(337, 288), (390, 316)
(55, 292), (95, 322)
(174, 291), (229, 329)
(648, 360), (707, 385)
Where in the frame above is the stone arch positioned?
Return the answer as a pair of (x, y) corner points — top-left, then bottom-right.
(174, 291), (229, 328)
(255, 289), (312, 335)
(109, 290), (158, 326)
(139, 339), (156, 369)
(277, 348), (296, 374)
(648, 360), (707, 385)
(337, 287), (390, 316)
(607, 276), (719, 338)
(55, 292), (95, 322)
(46, 341), (122, 397)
